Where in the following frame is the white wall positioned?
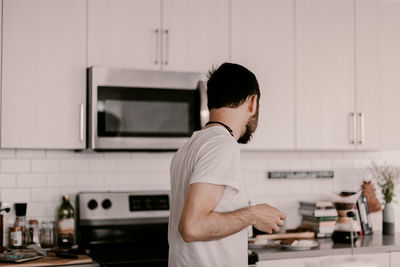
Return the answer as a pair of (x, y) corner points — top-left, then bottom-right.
(1, 149), (399, 245)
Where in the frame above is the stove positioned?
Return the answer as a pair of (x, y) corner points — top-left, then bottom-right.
(77, 191), (170, 267)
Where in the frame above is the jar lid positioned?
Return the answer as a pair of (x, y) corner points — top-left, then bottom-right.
(14, 203), (27, 217)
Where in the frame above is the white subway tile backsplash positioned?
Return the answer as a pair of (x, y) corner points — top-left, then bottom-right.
(0, 150), (15, 158)
(17, 174), (46, 187)
(46, 174), (76, 187)
(45, 150), (76, 158)
(1, 148), (399, 244)
(289, 160), (313, 170)
(332, 160), (353, 170)
(32, 159), (60, 173)
(353, 160), (372, 170)
(45, 203), (59, 218)
(104, 174), (131, 185)
(27, 202), (47, 218)
(311, 160), (332, 169)
(76, 174), (104, 187)
(117, 158), (170, 172)
(1, 188), (31, 202)
(0, 174), (16, 187)
(16, 150), (45, 158)
(61, 159), (89, 172)
(31, 188), (61, 203)
(89, 159), (117, 172)
(1, 159), (30, 172)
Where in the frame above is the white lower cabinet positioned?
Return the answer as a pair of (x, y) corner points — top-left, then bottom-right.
(257, 253), (391, 267)
(391, 252), (400, 266)
(256, 256), (322, 267)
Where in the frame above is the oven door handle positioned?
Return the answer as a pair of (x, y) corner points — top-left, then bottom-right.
(198, 81), (209, 128)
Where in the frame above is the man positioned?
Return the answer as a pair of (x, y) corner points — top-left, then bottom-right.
(168, 63), (286, 267)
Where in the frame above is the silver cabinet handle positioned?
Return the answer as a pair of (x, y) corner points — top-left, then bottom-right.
(80, 104), (84, 143)
(198, 81), (209, 127)
(154, 29), (160, 65)
(350, 113), (356, 144)
(358, 112), (365, 145)
(164, 29), (169, 65)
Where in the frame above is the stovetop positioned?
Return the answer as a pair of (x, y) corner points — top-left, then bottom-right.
(77, 192), (170, 267)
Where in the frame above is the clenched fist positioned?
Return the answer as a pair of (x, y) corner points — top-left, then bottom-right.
(250, 204), (286, 234)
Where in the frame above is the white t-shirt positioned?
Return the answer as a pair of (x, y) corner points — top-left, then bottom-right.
(168, 126), (249, 267)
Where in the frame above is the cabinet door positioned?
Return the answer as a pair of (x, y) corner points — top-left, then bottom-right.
(2, 0), (86, 149)
(162, 0), (230, 73)
(391, 252), (400, 266)
(380, 0), (400, 149)
(355, 0), (382, 150)
(256, 256), (322, 267)
(356, 0), (400, 150)
(232, 0), (295, 149)
(320, 253), (390, 267)
(296, 0), (356, 150)
(88, 0), (161, 69)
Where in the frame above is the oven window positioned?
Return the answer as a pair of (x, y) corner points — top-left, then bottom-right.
(97, 86), (200, 137)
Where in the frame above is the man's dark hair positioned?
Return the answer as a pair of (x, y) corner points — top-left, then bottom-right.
(206, 62), (260, 110)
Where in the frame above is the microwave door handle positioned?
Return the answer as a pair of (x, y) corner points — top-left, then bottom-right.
(199, 81), (209, 128)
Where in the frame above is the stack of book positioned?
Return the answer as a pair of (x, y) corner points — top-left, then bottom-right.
(299, 201), (338, 238)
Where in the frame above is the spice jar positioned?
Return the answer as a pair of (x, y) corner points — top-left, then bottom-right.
(40, 221), (55, 248)
(9, 226), (23, 249)
(28, 220), (40, 245)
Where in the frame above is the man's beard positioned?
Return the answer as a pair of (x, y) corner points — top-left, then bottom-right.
(237, 106), (259, 144)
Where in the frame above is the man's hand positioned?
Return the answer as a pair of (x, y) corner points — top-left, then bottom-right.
(250, 204), (286, 234)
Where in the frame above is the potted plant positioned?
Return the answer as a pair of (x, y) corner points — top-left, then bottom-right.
(368, 162), (400, 235)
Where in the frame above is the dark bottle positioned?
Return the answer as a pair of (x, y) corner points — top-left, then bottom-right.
(57, 195), (75, 248)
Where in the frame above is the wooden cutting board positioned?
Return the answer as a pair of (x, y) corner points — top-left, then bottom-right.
(255, 231), (315, 241)
(0, 255), (93, 266)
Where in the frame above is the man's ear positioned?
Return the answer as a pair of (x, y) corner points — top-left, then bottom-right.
(248, 95), (258, 114)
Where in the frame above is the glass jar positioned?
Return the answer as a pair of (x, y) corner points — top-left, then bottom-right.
(40, 221), (55, 248)
(28, 219), (40, 245)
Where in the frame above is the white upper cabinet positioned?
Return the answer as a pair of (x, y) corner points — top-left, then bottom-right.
(162, 0), (230, 73)
(1, 0), (86, 149)
(88, 0), (229, 73)
(88, 0), (162, 70)
(355, 0), (400, 150)
(296, 0), (356, 150)
(232, 0), (295, 150)
(355, 0), (382, 150)
(379, 0), (400, 149)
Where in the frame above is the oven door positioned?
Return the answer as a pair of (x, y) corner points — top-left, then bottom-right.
(88, 67), (208, 150)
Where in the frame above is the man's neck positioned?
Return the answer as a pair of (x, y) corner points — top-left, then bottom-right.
(205, 108), (245, 140)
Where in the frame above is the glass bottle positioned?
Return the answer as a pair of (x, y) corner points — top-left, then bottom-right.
(57, 195), (75, 248)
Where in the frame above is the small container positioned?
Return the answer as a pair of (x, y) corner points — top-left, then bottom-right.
(9, 226), (23, 249)
(40, 221), (55, 248)
(28, 219), (40, 245)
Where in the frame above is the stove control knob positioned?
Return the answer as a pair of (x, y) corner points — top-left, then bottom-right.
(87, 199), (98, 210)
(102, 199), (112, 210)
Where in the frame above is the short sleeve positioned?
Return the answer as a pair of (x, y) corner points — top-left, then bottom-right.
(189, 136), (241, 194)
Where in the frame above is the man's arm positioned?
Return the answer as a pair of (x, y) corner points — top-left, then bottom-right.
(178, 182), (286, 242)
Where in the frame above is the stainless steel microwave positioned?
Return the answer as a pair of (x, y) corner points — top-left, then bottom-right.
(87, 67), (208, 150)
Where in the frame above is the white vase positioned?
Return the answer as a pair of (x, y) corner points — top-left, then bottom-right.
(383, 202), (395, 235)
